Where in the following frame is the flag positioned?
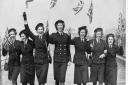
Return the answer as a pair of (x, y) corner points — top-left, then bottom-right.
(50, 0), (57, 8)
(3, 28), (12, 50)
(73, 0), (84, 15)
(87, 0), (93, 24)
(26, 0), (34, 8)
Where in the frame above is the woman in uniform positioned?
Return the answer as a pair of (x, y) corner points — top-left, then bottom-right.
(19, 30), (35, 85)
(23, 12), (50, 85)
(105, 33), (123, 85)
(89, 28), (107, 85)
(49, 20), (71, 85)
(70, 26), (91, 85)
(2, 28), (21, 85)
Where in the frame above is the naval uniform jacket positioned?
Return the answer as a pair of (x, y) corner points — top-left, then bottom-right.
(71, 37), (91, 65)
(90, 39), (107, 64)
(2, 40), (21, 66)
(20, 39), (34, 65)
(49, 32), (71, 63)
(24, 24), (49, 65)
(105, 44), (123, 67)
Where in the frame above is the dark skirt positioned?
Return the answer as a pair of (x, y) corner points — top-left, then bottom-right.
(105, 66), (117, 85)
(53, 62), (67, 82)
(35, 63), (49, 83)
(8, 66), (20, 81)
(74, 64), (89, 84)
(20, 64), (35, 83)
(90, 64), (105, 83)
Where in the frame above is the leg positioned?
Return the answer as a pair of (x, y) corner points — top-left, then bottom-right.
(77, 84), (81, 85)
(99, 82), (103, 85)
(59, 63), (67, 85)
(55, 80), (59, 85)
(30, 82), (34, 85)
(83, 82), (86, 85)
(54, 62), (60, 84)
(39, 83), (45, 85)
(93, 82), (97, 85)
(12, 80), (17, 85)
(22, 82), (27, 85)
(105, 82), (109, 85)
(59, 82), (65, 85)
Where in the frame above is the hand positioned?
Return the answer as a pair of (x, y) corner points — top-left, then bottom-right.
(45, 21), (49, 33)
(23, 12), (27, 21)
(99, 54), (105, 58)
(68, 61), (72, 66)
(90, 43), (93, 48)
(67, 27), (71, 36)
(104, 50), (107, 54)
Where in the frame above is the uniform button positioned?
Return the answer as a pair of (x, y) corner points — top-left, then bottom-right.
(60, 49), (61, 50)
(60, 53), (61, 54)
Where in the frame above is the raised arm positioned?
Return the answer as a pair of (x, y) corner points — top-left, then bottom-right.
(23, 12), (35, 40)
(2, 47), (8, 56)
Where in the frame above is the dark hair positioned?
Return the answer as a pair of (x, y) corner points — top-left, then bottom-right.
(94, 27), (103, 38)
(19, 29), (29, 38)
(8, 28), (17, 35)
(78, 26), (88, 37)
(35, 23), (44, 31)
(106, 33), (115, 45)
(55, 20), (65, 31)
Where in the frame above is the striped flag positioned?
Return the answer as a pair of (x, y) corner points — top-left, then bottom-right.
(87, 0), (93, 24)
(73, 0), (84, 15)
(50, 0), (57, 8)
(26, 0), (34, 8)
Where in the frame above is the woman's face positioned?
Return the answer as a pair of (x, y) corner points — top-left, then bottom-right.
(37, 27), (44, 35)
(9, 31), (16, 39)
(80, 29), (86, 38)
(20, 33), (27, 41)
(96, 31), (102, 38)
(108, 36), (114, 45)
(57, 23), (64, 32)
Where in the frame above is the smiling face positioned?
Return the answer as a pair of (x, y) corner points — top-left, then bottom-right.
(108, 36), (114, 45)
(96, 31), (102, 39)
(57, 23), (64, 32)
(80, 29), (86, 38)
(9, 31), (16, 39)
(36, 26), (44, 35)
(20, 33), (27, 41)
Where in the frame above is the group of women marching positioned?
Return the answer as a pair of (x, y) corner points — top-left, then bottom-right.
(2, 12), (123, 85)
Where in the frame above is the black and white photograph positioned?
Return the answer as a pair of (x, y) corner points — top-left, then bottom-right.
(0, 0), (126, 85)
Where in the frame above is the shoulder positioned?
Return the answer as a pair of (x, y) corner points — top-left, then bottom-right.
(72, 37), (78, 41)
(101, 39), (106, 43)
(89, 39), (94, 43)
(16, 40), (21, 44)
(51, 32), (57, 35)
(28, 39), (33, 43)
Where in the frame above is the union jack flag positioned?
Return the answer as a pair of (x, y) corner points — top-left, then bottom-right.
(73, 0), (84, 15)
(50, 0), (57, 8)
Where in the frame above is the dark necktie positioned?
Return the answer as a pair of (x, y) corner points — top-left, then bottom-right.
(109, 45), (112, 48)
(39, 36), (42, 40)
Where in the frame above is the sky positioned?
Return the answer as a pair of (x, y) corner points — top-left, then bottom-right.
(0, 0), (126, 39)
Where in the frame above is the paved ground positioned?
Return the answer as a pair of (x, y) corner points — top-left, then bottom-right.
(0, 55), (125, 85)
